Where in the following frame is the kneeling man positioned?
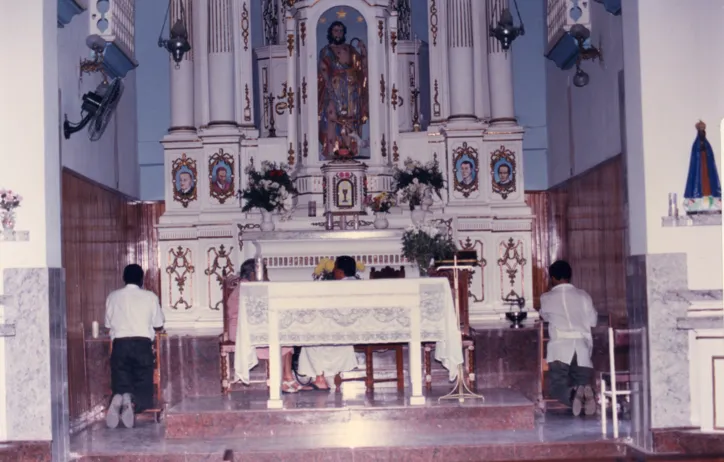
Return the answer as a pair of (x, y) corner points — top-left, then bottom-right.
(541, 260), (598, 416)
(297, 255), (360, 390)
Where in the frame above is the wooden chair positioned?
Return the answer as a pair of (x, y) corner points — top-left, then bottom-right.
(424, 268), (476, 392)
(334, 266), (406, 392)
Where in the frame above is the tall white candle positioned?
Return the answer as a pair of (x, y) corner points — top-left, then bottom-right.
(414, 34), (419, 89)
(92, 321), (99, 339)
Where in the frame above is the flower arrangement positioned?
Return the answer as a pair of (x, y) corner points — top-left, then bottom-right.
(364, 192), (396, 213)
(312, 258), (366, 280)
(0, 189), (22, 231)
(0, 189), (22, 211)
(392, 158), (445, 210)
(237, 161), (297, 213)
(401, 223), (456, 276)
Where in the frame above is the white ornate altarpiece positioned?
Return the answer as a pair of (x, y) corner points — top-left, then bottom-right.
(158, 0), (533, 331)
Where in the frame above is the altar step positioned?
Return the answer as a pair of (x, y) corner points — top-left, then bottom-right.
(164, 388), (535, 440)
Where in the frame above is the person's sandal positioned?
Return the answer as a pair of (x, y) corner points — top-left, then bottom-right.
(282, 380), (300, 394)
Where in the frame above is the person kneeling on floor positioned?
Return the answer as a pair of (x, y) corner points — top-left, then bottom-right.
(104, 264), (164, 428)
(541, 260), (598, 416)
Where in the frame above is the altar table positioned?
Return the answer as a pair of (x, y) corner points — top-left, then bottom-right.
(234, 278), (463, 408)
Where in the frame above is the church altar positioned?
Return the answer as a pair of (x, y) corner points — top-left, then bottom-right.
(234, 278), (463, 408)
(158, 0), (534, 331)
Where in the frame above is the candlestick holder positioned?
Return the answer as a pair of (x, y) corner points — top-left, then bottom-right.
(266, 93), (277, 138)
(411, 86), (421, 132)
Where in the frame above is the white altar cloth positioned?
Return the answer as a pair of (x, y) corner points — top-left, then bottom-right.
(234, 278), (463, 407)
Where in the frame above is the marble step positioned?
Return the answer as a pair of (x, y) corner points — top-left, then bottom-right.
(0, 323), (15, 337)
(164, 388), (535, 439)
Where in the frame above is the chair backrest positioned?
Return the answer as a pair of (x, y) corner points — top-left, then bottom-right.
(222, 275), (241, 342)
(427, 268), (472, 335)
(369, 266), (406, 279)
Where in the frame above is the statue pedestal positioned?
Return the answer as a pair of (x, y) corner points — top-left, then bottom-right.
(321, 158), (368, 216)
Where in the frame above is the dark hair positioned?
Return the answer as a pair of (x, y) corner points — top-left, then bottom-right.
(461, 160), (473, 168)
(123, 264), (144, 287)
(549, 260), (572, 281)
(327, 21), (347, 44)
(239, 258), (257, 281)
(335, 255), (357, 277)
(498, 163), (510, 172)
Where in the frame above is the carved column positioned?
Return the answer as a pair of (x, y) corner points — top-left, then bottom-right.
(285, 15), (298, 166)
(446, 0), (475, 120)
(208, 0), (236, 125)
(487, 0), (516, 126)
(234, 0), (255, 130)
(427, 0), (449, 124)
(170, 0), (195, 131)
(387, 12), (400, 163)
(193, 0), (210, 126)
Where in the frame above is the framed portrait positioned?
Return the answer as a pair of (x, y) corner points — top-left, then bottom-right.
(208, 150), (235, 204)
(452, 142), (479, 198)
(490, 146), (517, 199)
(172, 153), (198, 208)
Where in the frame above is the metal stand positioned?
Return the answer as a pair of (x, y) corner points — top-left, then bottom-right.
(437, 256), (485, 403)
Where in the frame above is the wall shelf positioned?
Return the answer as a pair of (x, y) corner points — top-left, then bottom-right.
(0, 230), (29, 242)
(661, 215), (721, 228)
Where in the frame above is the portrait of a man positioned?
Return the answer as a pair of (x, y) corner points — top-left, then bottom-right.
(317, 12), (369, 159)
(211, 163), (232, 196)
(495, 162), (513, 185)
(176, 170), (195, 196)
(459, 160), (476, 186)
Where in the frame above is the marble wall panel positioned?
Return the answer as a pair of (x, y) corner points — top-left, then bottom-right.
(3, 268), (68, 461)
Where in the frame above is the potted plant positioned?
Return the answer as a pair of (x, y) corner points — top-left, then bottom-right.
(364, 192), (396, 229)
(238, 161), (297, 231)
(392, 158), (444, 223)
(0, 189), (22, 232)
(401, 223), (456, 276)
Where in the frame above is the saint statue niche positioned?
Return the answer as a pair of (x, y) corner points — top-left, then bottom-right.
(317, 17), (369, 160)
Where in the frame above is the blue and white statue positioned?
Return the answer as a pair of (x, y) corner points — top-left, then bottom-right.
(684, 121), (722, 214)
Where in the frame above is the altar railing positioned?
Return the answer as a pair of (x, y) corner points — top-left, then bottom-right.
(88, 0), (138, 78)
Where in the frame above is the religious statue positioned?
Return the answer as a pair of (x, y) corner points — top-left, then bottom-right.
(318, 20), (369, 159)
(683, 120), (722, 214)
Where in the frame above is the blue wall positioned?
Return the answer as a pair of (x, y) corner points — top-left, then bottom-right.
(135, 1), (547, 199)
(135, 0), (170, 200)
(512, 0), (548, 190)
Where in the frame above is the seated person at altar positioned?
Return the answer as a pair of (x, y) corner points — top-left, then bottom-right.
(540, 260), (598, 416)
(297, 255), (360, 390)
(229, 258), (300, 393)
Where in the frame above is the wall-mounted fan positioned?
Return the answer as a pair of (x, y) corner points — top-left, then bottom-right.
(63, 77), (124, 141)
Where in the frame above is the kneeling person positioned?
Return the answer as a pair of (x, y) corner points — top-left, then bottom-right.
(105, 264), (165, 428)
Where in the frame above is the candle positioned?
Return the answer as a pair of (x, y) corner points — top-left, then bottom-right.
(673, 193), (679, 217)
(414, 34), (419, 89)
(92, 321), (99, 339)
(668, 193), (673, 217)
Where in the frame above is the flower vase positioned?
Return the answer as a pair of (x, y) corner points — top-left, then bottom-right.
(1, 210), (16, 232)
(373, 212), (389, 229)
(260, 209), (275, 231)
(411, 208), (426, 225)
(421, 187), (434, 212)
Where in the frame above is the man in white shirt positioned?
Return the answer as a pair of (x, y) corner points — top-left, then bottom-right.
(297, 255), (359, 390)
(540, 260), (598, 416)
(104, 264), (165, 428)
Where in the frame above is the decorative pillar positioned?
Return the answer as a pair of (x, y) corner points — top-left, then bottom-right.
(427, 0), (449, 124)
(233, 0), (256, 130)
(193, 0), (210, 126)
(387, 12), (400, 164)
(487, 0), (516, 126)
(170, 0), (195, 131)
(472, 0), (490, 120)
(285, 15), (297, 167)
(446, 0), (475, 120)
(208, 0), (236, 125)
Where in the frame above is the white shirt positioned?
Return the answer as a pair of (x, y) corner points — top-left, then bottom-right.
(540, 283), (597, 367)
(105, 284), (165, 340)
